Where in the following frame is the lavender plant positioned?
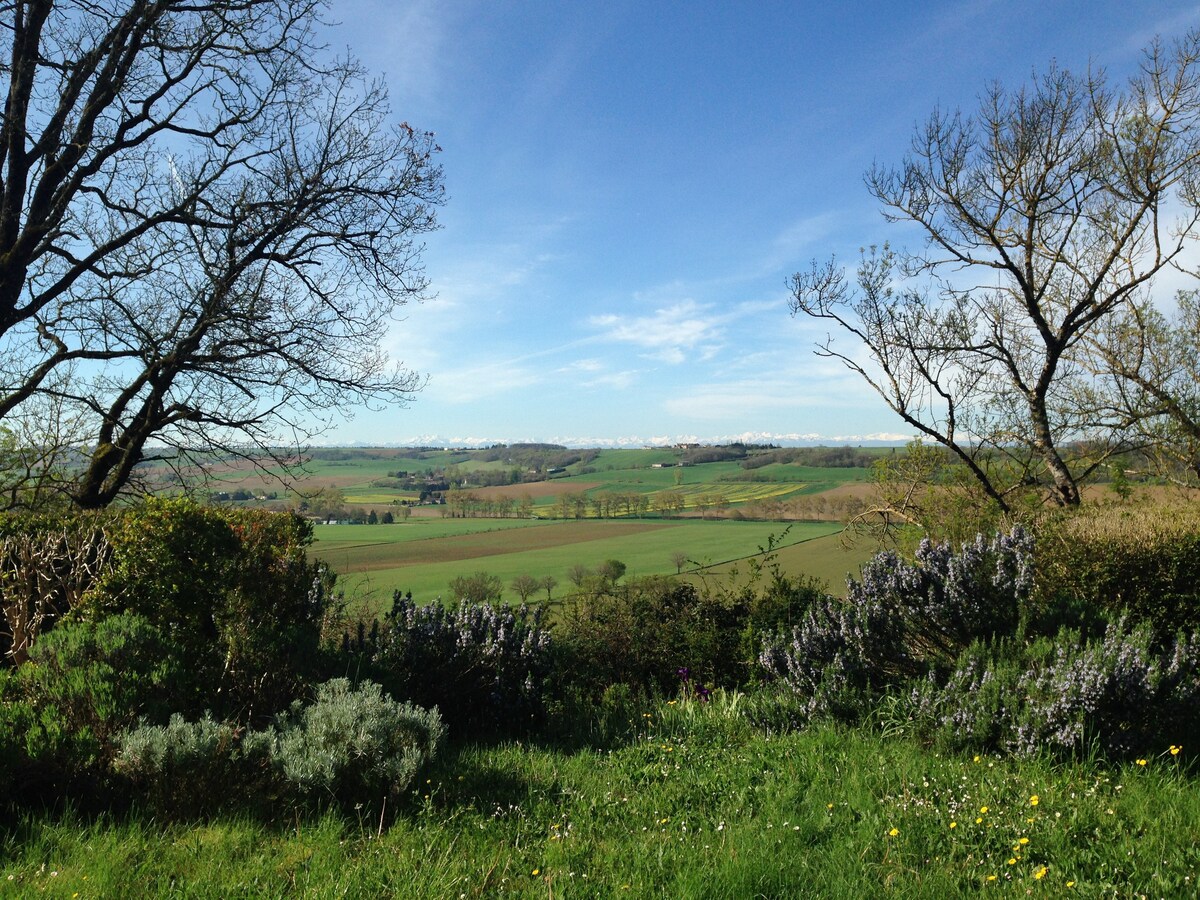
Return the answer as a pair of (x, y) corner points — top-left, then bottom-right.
(271, 678), (445, 807)
(115, 678), (444, 815)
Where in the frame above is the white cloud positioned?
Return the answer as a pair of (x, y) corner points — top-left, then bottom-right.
(426, 360), (544, 403)
(589, 300), (726, 363)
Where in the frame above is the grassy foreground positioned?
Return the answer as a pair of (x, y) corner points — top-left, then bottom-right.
(3, 698), (1196, 898)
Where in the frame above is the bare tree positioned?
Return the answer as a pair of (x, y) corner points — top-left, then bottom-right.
(510, 573), (538, 603)
(790, 33), (1200, 515)
(1086, 291), (1200, 485)
(566, 563), (590, 588)
(0, 1), (443, 508)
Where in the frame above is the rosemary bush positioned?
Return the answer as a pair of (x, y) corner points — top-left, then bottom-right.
(758, 528), (1034, 724)
(344, 595), (552, 738)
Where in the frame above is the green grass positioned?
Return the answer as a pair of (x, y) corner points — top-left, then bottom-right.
(314, 520), (843, 607)
(314, 518), (548, 550)
(687, 531), (881, 596)
(5, 704), (1197, 897)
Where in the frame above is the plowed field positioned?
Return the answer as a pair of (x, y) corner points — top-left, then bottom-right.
(317, 520), (671, 571)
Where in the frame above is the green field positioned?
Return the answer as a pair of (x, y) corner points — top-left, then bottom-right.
(313, 518), (854, 607)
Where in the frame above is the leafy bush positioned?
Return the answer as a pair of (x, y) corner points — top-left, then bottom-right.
(556, 576), (746, 699)
(83, 498), (331, 720)
(271, 678), (444, 807)
(1034, 502), (1200, 633)
(17, 613), (177, 774)
(343, 595), (552, 738)
(1, 500), (333, 722)
(758, 528), (1034, 724)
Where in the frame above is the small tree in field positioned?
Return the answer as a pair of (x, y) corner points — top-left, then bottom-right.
(448, 572), (502, 604)
(671, 551), (689, 574)
(567, 563), (591, 588)
(510, 574), (539, 603)
(597, 559), (627, 585)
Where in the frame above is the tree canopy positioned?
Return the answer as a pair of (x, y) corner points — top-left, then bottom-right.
(0, 0), (443, 509)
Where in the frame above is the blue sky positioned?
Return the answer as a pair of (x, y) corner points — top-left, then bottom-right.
(326, 0), (1200, 447)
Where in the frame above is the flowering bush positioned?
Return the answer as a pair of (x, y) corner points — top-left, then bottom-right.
(908, 619), (1200, 759)
(758, 528), (1034, 723)
(344, 595), (553, 738)
(1013, 618), (1200, 758)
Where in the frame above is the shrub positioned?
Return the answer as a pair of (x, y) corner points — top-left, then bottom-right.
(114, 679), (443, 816)
(345, 596), (552, 738)
(115, 713), (272, 818)
(0, 513), (110, 664)
(17, 613), (177, 772)
(83, 498), (331, 720)
(758, 528), (1034, 724)
(907, 636), (1051, 754)
(1034, 501), (1200, 633)
(1013, 618), (1200, 758)
(271, 678), (445, 808)
(907, 619), (1200, 760)
(556, 576), (747, 699)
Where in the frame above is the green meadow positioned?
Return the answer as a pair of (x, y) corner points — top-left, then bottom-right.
(6, 705), (1196, 897)
(313, 518), (861, 607)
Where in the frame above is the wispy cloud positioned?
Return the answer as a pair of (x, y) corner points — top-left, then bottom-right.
(589, 300), (726, 363)
(425, 360), (544, 403)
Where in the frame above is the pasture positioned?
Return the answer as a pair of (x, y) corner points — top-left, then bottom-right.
(313, 518), (859, 606)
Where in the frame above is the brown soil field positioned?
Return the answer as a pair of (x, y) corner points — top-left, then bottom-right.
(337, 520), (672, 571)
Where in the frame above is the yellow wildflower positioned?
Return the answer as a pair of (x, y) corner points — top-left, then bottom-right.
(1029, 794), (1039, 806)
(1018, 837), (1029, 845)
(949, 821), (957, 829)
(888, 827), (899, 837)
(1034, 866), (1048, 880)
(1170, 744), (1182, 756)
(980, 805), (989, 814)
(1136, 758), (1147, 766)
